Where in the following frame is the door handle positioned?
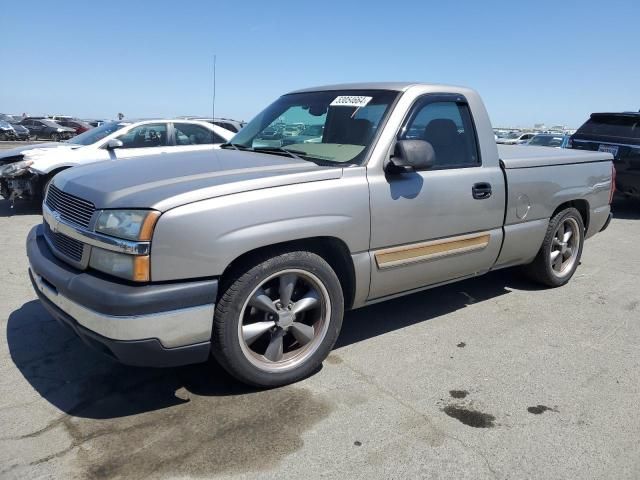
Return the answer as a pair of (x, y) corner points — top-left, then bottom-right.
(472, 182), (492, 199)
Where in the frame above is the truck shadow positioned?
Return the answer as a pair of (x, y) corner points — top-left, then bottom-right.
(7, 301), (254, 421)
(7, 269), (536, 421)
(0, 198), (42, 217)
(336, 269), (532, 348)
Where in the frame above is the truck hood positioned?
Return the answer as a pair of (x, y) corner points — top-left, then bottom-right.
(53, 149), (343, 211)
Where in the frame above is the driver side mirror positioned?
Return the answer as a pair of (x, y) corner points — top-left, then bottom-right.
(105, 138), (124, 150)
(386, 139), (435, 173)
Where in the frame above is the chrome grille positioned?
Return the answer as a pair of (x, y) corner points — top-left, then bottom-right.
(44, 222), (84, 262)
(45, 184), (95, 228)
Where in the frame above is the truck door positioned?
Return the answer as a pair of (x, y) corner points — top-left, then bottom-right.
(367, 94), (505, 300)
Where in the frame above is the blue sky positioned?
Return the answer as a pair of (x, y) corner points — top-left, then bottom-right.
(1, 0), (638, 127)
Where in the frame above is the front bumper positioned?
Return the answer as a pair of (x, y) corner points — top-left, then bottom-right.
(0, 130), (17, 139)
(27, 225), (218, 367)
(1, 171), (40, 200)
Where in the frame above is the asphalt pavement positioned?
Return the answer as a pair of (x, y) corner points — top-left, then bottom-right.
(0, 196), (639, 479)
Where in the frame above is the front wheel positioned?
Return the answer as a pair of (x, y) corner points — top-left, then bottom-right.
(50, 133), (59, 142)
(212, 250), (344, 387)
(523, 207), (584, 287)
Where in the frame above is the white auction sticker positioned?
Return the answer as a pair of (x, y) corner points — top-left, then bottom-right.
(330, 95), (373, 108)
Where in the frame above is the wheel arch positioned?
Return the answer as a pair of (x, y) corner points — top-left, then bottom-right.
(552, 199), (589, 232)
(40, 166), (71, 194)
(218, 236), (357, 310)
(46, 166), (70, 179)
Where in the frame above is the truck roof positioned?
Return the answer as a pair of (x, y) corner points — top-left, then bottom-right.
(590, 112), (640, 119)
(289, 82), (463, 94)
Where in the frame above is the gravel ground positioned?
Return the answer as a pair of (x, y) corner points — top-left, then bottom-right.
(0, 196), (639, 480)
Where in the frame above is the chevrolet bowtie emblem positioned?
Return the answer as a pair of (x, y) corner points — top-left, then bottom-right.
(50, 211), (62, 233)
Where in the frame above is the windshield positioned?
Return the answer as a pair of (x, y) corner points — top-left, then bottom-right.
(230, 90), (398, 165)
(65, 121), (128, 146)
(576, 115), (640, 140)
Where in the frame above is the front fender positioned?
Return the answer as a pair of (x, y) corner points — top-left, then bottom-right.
(150, 169), (370, 281)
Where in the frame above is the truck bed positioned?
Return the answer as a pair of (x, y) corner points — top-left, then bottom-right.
(493, 144), (613, 271)
(498, 145), (612, 169)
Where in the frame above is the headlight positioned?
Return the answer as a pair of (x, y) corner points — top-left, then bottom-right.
(89, 247), (150, 282)
(91, 210), (160, 282)
(95, 210), (160, 241)
(0, 159), (33, 178)
(57, 128), (64, 132)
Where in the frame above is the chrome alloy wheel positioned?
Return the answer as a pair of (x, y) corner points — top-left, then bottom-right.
(549, 217), (580, 277)
(237, 269), (331, 372)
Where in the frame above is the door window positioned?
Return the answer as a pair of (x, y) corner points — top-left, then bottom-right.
(173, 123), (224, 145)
(400, 101), (480, 168)
(117, 123), (168, 149)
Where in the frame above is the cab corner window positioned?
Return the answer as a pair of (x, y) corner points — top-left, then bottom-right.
(401, 101), (480, 168)
(117, 123), (168, 149)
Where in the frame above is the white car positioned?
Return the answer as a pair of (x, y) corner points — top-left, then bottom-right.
(0, 119), (234, 202)
(496, 132), (536, 145)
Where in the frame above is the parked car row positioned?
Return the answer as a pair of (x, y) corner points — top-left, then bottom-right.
(0, 114), (246, 141)
(18, 118), (76, 141)
(497, 112), (640, 200)
(0, 114), (77, 141)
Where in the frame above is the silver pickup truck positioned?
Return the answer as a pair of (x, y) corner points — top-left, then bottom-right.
(26, 83), (614, 387)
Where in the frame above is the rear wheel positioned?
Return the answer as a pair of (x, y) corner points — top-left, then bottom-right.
(523, 207), (584, 287)
(212, 250), (344, 387)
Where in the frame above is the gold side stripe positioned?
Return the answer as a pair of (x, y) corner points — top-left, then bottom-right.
(375, 232), (491, 269)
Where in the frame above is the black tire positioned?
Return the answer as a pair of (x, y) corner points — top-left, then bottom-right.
(0, 133), (6, 141)
(212, 250), (344, 387)
(523, 207), (584, 287)
(50, 133), (59, 142)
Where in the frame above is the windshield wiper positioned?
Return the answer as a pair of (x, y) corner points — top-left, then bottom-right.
(220, 142), (250, 150)
(251, 146), (308, 161)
